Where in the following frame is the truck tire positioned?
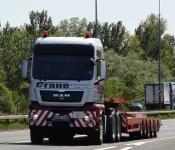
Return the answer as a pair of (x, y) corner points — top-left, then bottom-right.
(104, 115), (116, 143)
(30, 129), (43, 144)
(150, 129), (153, 138)
(90, 118), (104, 145)
(63, 133), (74, 141)
(49, 136), (59, 144)
(153, 130), (157, 138)
(115, 114), (121, 142)
(49, 133), (74, 144)
(152, 121), (157, 138)
(149, 121), (153, 138)
(145, 121), (150, 139)
(141, 122), (146, 138)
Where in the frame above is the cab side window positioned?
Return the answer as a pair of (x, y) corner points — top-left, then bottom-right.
(96, 50), (102, 79)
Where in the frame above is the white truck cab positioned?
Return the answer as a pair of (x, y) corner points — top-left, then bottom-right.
(23, 34), (106, 107)
(22, 32), (107, 144)
(21, 32), (160, 145)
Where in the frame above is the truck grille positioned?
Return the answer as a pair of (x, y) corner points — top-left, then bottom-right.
(40, 90), (83, 102)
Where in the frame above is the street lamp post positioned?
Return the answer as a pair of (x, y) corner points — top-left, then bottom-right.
(158, 0), (161, 109)
(94, 0), (98, 38)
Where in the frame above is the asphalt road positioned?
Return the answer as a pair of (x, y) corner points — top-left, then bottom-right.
(0, 119), (175, 150)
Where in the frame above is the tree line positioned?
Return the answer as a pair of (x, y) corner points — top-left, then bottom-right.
(0, 10), (174, 114)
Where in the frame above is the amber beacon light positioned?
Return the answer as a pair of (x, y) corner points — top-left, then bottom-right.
(42, 31), (49, 38)
(84, 31), (92, 38)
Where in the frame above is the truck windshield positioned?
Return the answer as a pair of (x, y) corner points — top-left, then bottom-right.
(32, 44), (94, 80)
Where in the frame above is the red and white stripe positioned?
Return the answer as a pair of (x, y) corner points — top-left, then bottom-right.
(121, 114), (127, 128)
(29, 110), (97, 128)
(86, 111), (97, 118)
(71, 111), (97, 128)
(36, 110), (48, 126)
(29, 110), (43, 126)
(29, 110), (54, 126)
(74, 119), (81, 127)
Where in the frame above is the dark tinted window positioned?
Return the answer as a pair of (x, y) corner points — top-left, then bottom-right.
(33, 44), (94, 80)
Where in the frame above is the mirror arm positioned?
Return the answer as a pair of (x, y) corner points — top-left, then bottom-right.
(91, 58), (96, 65)
(94, 78), (104, 85)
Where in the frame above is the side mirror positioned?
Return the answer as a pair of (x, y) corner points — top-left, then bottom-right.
(95, 60), (106, 84)
(100, 61), (106, 80)
(129, 103), (143, 111)
(22, 59), (28, 79)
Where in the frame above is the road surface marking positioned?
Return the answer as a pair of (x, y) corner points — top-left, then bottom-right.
(74, 135), (87, 138)
(126, 141), (147, 146)
(147, 135), (175, 143)
(124, 136), (175, 148)
(120, 147), (133, 150)
(14, 140), (30, 144)
(93, 146), (117, 150)
(161, 125), (175, 127)
(0, 130), (28, 135)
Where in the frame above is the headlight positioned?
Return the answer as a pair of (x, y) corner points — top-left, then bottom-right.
(33, 114), (38, 120)
(84, 115), (90, 121)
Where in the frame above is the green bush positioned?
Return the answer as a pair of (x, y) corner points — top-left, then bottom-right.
(0, 83), (15, 114)
(105, 50), (173, 104)
(0, 120), (28, 130)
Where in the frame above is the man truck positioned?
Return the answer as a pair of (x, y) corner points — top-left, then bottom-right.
(22, 31), (160, 145)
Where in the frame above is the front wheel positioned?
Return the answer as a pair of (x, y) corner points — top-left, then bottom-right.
(30, 129), (43, 144)
(90, 119), (104, 145)
(115, 114), (121, 142)
(104, 115), (116, 143)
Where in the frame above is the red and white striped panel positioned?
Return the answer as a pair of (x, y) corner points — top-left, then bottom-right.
(70, 111), (97, 128)
(121, 114), (127, 128)
(85, 111), (97, 118)
(29, 110), (97, 128)
(86, 111), (97, 127)
(72, 118), (95, 128)
(29, 110), (54, 126)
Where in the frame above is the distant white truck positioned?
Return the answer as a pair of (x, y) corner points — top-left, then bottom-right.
(144, 82), (175, 109)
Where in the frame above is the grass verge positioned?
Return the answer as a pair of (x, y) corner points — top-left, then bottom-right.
(148, 113), (175, 119)
(0, 120), (28, 130)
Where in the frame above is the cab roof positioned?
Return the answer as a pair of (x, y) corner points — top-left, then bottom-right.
(35, 37), (103, 48)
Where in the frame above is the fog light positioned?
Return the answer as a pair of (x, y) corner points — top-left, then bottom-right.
(33, 114), (38, 120)
(84, 115), (90, 122)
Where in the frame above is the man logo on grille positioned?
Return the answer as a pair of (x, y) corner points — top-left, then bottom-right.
(53, 93), (70, 100)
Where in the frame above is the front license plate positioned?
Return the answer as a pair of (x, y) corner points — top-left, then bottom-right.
(72, 111), (84, 118)
(53, 114), (69, 122)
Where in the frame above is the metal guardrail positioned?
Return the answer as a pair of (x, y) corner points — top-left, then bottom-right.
(143, 110), (175, 115)
(0, 115), (28, 120)
(128, 110), (175, 115)
(0, 111), (175, 120)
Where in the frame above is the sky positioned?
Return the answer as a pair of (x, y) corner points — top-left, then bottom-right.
(0, 0), (174, 35)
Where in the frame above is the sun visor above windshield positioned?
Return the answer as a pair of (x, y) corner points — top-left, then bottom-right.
(33, 44), (94, 56)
